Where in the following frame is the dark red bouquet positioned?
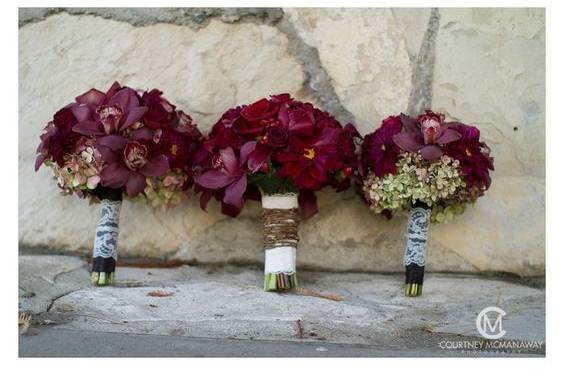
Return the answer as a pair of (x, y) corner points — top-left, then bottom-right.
(35, 82), (203, 285)
(194, 94), (360, 291)
(360, 110), (494, 296)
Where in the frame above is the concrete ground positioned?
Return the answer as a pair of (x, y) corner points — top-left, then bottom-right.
(18, 255), (545, 357)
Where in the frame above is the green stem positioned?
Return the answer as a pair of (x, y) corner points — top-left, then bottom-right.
(91, 271), (115, 286)
(264, 272), (298, 292)
(405, 283), (422, 297)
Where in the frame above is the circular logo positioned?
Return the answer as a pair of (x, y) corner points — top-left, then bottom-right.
(476, 306), (506, 339)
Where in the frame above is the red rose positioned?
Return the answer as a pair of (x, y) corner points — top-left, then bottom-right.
(238, 98), (280, 136)
(263, 125), (288, 148)
(174, 111), (202, 140)
(141, 89), (177, 129)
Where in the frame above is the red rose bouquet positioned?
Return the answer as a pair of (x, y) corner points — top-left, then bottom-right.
(193, 94), (360, 291)
(35, 82), (202, 285)
(360, 111), (494, 296)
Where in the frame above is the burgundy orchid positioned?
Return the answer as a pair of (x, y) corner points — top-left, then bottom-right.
(71, 82), (148, 137)
(392, 111), (461, 160)
(35, 106), (81, 170)
(97, 135), (170, 197)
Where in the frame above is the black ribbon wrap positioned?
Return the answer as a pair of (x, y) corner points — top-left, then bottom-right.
(405, 264), (425, 284)
(92, 256), (117, 273)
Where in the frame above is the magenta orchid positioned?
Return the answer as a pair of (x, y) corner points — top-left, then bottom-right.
(392, 111), (462, 160)
(96, 136), (170, 197)
(195, 145), (253, 209)
(71, 82), (148, 137)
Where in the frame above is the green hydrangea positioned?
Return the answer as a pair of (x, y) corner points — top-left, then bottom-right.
(363, 153), (469, 222)
(133, 169), (189, 210)
(50, 143), (102, 200)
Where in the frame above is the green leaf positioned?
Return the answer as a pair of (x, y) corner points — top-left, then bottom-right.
(247, 171), (298, 195)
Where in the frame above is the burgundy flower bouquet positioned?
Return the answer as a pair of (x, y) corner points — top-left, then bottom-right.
(194, 94), (360, 291)
(35, 82), (202, 285)
(360, 111), (494, 296)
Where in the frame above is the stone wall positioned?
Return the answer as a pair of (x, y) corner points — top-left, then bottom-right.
(19, 8), (545, 276)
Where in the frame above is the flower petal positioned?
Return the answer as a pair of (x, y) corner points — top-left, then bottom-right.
(221, 202), (242, 217)
(313, 127), (340, 147)
(132, 127), (154, 141)
(120, 106), (148, 130)
(393, 132), (423, 152)
(100, 163), (130, 188)
(71, 104), (93, 122)
(73, 121), (105, 136)
(87, 175), (101, 189)
(435, 128), (461, 144)
(125, 173), (147, 197)
(223, 175), (247, 209)
(248, 145), (270, 173)
(75, 88), (106, 106)
(278, 103), (289, 127)
(219, 147), (237, 174)
(197, 190), (213, 212)
(195, 170), (237, 189)
(105, 81), (122, 98)
(96, 135), (127, 151)
(140, 155), (169, 177)
(240, 141), (257, 165)
(399, 113), (420, 133)
(34, 154), (46, 171)
(419, 145), (443, 160)
(298, 190), (318, 219)
(97, 145), (118, 164)
(109, 87), (139, 109)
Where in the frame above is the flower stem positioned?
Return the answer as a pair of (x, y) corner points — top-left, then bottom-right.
(264, 272), (298, 292)
(91, 271), (114, 286)
(405, 264), (424, 297)
(405, 283), (422, 297)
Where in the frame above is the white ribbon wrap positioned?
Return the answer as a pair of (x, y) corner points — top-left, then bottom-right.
(403, 206), (431, 267)
(262, 194), (298, 274)
(265, 247), (297, 274)
(92, 199), (122, 260)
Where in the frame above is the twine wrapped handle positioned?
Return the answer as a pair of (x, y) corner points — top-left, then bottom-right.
(261, 208), (300, 249)
(261, 194), (301, 291)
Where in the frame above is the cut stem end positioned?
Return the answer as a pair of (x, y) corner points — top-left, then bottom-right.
(264, 272), (298, 292)
(91, 271), (114, 286)
(405, 283), (423, 297)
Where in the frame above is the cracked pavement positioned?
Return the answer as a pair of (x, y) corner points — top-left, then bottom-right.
(19, 255), (545, 357)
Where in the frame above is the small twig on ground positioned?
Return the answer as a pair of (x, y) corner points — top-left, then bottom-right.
(147, 290), (174, 297)
(295, 319), (305, 338)
(294, 287), (344, 301)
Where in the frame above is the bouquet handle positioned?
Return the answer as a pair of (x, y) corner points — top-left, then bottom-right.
(91, 198), (122, 286)
(262, 194), (300, 291)
(403, 201), (430, 297)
